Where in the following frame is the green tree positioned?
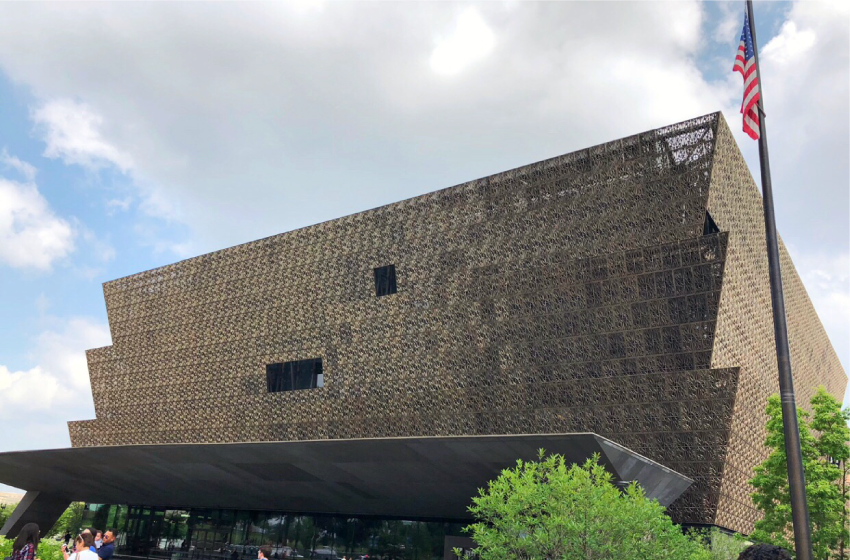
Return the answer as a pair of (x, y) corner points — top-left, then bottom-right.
(0, 536), (63, 560)
(35, 539), (64, 560)
(0, 536), (12, 559)
(461, 450), (711, 560)
(704, 528), (747, 560)
(0, 502), (19, 530)
(749, 395), (816, 552)
(46, 502), (85, 539)
(810, 388), (850, 560)
(750, 389), (850, 560)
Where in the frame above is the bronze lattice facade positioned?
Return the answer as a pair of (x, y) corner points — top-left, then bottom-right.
(69, 113), (846, 534)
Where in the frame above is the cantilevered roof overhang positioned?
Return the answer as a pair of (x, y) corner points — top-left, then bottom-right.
(0, 433), (691, 535)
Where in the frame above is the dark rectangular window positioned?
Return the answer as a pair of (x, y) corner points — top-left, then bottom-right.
(266, 358), (323, 392)
(374, 264), (397, 297)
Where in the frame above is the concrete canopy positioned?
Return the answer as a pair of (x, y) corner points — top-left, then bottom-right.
(0, 433), (691, 536)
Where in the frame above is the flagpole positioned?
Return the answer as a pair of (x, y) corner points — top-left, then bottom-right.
(746, 1), (813, 558)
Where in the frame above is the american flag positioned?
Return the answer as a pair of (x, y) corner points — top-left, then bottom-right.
(733, 12), (761, 140)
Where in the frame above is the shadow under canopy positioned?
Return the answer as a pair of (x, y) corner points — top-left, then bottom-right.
(0, 433), (692, 535)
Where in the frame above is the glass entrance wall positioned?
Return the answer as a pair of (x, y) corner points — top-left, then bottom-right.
(78, 504), (129, 548)
(92, 505), (465, 560)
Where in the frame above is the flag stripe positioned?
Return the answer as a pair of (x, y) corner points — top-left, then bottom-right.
(733, 12), (761, 140)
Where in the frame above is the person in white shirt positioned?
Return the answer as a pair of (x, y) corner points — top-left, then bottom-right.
(62, 534), (99, 560)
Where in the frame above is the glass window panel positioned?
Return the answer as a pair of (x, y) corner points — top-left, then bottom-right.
(87, 505), (472, 560)
(374, 265), (398, 297)
(267, 359), (323, 393)
(153, 510), (190, 557)
(246, 511), (268, 546)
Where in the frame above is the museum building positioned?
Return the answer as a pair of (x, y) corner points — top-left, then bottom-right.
(0, 113), (846, 560)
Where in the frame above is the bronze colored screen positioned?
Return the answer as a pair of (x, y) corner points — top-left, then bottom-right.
(69, 113), (846, 533)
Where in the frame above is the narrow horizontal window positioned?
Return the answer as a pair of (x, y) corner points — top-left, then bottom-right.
(374, 264), (397, 297)
(267, 358), (323, 392)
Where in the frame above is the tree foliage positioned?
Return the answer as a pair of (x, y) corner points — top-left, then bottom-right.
(750, 388), (850, 560)
(46, 502), (85, 539)
(0, 536), (63, 560)
(1, 501), (86, 540)
(811, 388), (850, 560)
(461, 450), (712, 560)
(706, 528), (748, 560)
(0, 503), (18, 532)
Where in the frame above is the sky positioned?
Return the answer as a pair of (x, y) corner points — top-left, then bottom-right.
(0, 1), (847, 493)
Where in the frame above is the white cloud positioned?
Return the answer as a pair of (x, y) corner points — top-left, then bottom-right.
(790, 249), (850, 369)
(0, 317), (111, 452)
(430, 8), (496, 76)
(80, 226), (116, 263)
(167, 240), (194, 258)
(105, 196), (132, 214)
(63, 226), (117, 280)
(280, 0), (325, 17)
(0, 1), (836, 261)
(763, 21), (817, 65)
(0, 365), (61, 414)
(0, 177), (75, 270)
(666, 1), (703, 54)
(132, 222), (193, 258)
(136, 183), (182, 222)
(713, 2), (741, 45)
(719, 2), (848, 373)
(30, 99), (180, 226)
(32, 99), (133, 173)
(0, 1), (732, 256)
(99, 244), (116, 263)
(744, 0), (849, 247)
(0, 149), (36, 182)
(0, 0), (843, 379)
(33, 317), (112, 391)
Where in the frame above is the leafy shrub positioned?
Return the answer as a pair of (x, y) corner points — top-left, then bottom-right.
(0, 536), (63, 560)
(461, 450), (713, 560)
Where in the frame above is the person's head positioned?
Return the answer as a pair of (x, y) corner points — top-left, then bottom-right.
(12, 523), (40, 552)
(258, 545), (272, 560)
(81, 529), (91, 537)
(76, 532), (95, 551)
(95, 530), (103, 541)
(104, 530), (116, 544)
(736, 544), (794, 560)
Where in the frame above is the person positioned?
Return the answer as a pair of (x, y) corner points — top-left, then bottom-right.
(11, 523), (40, 560)
(63, 532), (72, 547)
(80, 529), (93, 552)
(87, 529), (100, 552)
(231, 549), (239, 560)
(736, 544), (794, 560)
(63, 534), (98, 560)
(257, 546), (272, 560)
(97, 530), (116, 560)
(94, 531), (103, 550)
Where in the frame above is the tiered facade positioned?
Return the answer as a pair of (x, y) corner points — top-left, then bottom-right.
(69, 113), (846, 533)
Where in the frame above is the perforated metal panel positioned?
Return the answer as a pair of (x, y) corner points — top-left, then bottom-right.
(68, 113), (846, 533)
(705, 117), (847, 532)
